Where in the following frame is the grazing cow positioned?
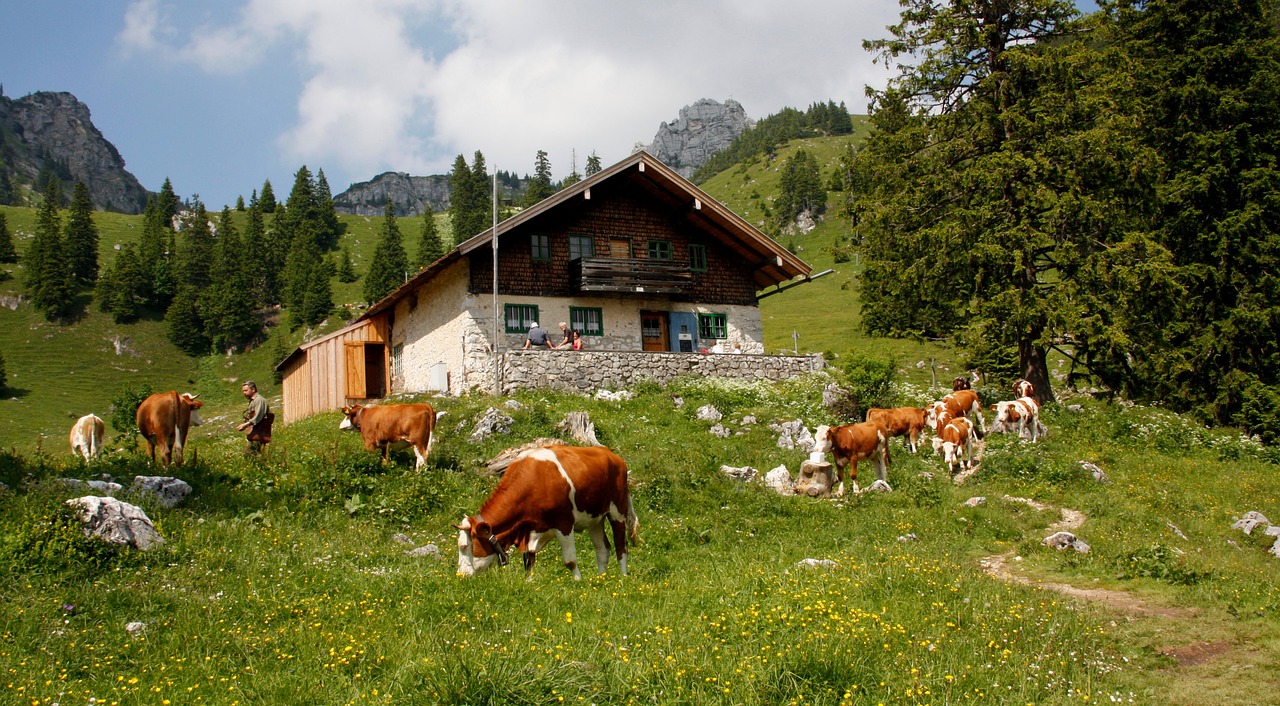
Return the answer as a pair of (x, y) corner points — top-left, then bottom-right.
(812, 422), (890, 496)
(455, 445), (638, 579)
(992, 397), (1042, 442)
(865, 407), (929, 453)
(136, 392), (205, 467)
(69, 414), (105, 461)
(932, 415), (977, 475)
(952, 376), (971, 391)
(926, 389), (986, 436)
(340, 403), (442, 470)
(1013, 379), (1035, 400)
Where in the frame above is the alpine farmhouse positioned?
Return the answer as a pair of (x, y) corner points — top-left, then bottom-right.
(275, 151), (821, 423)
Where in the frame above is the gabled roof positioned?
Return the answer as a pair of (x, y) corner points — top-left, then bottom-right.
(360, 150), (810, 321)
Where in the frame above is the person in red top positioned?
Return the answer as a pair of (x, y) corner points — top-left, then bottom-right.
(571, 330), (583, 350)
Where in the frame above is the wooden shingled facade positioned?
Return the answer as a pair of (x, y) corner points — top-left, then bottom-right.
(275, 316), (391, 424)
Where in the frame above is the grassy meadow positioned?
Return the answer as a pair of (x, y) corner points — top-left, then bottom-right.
(2, 139), (1280, 704)
(2, 376), (1279, 705)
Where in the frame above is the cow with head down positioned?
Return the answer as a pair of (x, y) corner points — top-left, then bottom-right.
(865, 407), (929, 453)
(931, 411), (977, 475)
(70, 414), (105, 461)
(455, 445), (638, 579)
(812, 421), (890, 496)
(136, 392), (204, 467)
(992, 396), (1042, 442)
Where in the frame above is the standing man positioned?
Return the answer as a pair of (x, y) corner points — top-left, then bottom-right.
(523, 321), (553, 350)
(236, 380), (272, 456)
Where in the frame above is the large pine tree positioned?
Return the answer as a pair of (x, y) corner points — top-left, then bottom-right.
(448, 154), (474, 245)
(364, 201), (409, 304)
(137, 197), (174, 310)
(201, 207), (259, 353)
(523, 150), (554, 206)
(25, 180), (75, 320)
(97, 242), (147, 323)
(415, 207), (445, 268)
(156, 178), (180, 228)
(64, 181), (99, 287)
(0, 211), (17, 263)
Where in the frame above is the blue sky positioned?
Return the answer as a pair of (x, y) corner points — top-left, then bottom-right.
(1, 0), (1098, 211)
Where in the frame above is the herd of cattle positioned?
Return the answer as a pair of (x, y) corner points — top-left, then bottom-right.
(812, 377), (1043, 496)
(62, 378), (1042, 579)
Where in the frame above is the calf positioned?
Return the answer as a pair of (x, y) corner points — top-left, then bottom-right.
(931, 415), (976, 475)
(865, 407), (929, 453)
(812, 422), (890, 496)
(992, 397), (1042, 442)
(69, 414), (105, 461)
(340, 403), (442, 470)
(1013, 379), (1035, 400)
(136, 392), (204, 467)
(455, 445), (637, 579)
(926, 389), (986, 436)
(952, 376), (971, 391)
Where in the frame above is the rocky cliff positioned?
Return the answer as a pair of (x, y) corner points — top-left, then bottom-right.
(332, 171), (453, 217)
(645, 98), (754, 179)
(0, 91), (150, 213)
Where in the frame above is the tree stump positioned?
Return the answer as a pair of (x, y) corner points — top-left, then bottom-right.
(556, 411), (601, 446)
(483, 438), (564, 475)
(794, 459), (835, 498)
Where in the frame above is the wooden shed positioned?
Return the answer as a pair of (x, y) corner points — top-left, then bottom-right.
(274, 316), (391, 424)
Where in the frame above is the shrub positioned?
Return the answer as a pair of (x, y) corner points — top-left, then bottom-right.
(109, 382), (153, 450)
(1116, 544), (1210, 585)
(837, 352), (896, 419)
(1236, 379), (1280, 446)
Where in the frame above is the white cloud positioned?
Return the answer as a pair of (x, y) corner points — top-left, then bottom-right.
(115, 0), (900, 184)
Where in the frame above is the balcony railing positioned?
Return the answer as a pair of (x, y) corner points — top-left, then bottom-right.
(570, 257), (693, 295)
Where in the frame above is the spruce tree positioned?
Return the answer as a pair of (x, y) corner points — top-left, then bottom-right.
(174, 200), (214, 293)
(167, 285), (209, 355)
(137, 197), (174, 310)
(523, 150), (554, 206)
(0, 211), (17, 263)
(259, 179), (278, 212)
(98, 242), (146, 323)
(236, 195), (246, 211)
(202, 207), (258, 352)
(415, 207), (444, 268)
(243, 195), (275, 307)
(300, 254), (334, 327)
(364, 200), (408, 304)
(585, 152), (602, 177)
(64, 181), (99, 287)
(156, 178), (180, 228)
(315, 168), (345, 247)
(0, 171), (15, 206)
(336, 245), (359, 283)
(448, 154), (475, 243)
(26, 181), (76, 319)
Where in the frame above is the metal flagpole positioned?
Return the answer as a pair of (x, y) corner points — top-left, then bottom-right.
(492, 169), (500, 395)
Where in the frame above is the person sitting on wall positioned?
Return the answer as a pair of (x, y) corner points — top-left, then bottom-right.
(554, 322), (573, 349)
(524, 321), (553, 350)
(571, 330), (583, 350)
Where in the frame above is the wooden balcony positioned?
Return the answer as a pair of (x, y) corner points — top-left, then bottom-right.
(570, 256), (693, 295)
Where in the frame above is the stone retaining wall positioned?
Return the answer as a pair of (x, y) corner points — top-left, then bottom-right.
(501, 350), (824, 395)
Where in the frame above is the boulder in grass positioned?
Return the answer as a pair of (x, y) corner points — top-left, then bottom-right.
(709, 424), (731, 438)
(1043, 531), (1090, 553)
(65, 496), (164, 551)
(1232, 511), (1271, 535)
(763, 465), (793, 496)
(796, 558), (838, 569)
(863, 479), (893, 493)
(57, 478), (123, 495)
(963, 496), (986, 507)
(720, 465), (758, 482)
(129, 476), (192, 508)
(696, 405), (723, 422)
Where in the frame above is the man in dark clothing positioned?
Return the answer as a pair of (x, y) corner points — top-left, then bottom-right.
(236, 380), (272, 456)
(524, 322), (552, 349)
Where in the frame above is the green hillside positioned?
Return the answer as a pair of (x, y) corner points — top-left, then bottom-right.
(0, 205), (452, 451)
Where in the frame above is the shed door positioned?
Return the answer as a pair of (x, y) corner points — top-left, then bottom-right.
(345, 342), (387, 399)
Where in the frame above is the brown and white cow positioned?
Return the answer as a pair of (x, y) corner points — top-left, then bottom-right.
(339, 403), (442, 470)
(69, 414), (105, 461)
(812, 422), (890, 496)
(931, 415), (976, 475)
(992, 397), (1042, 442)
(926, 389), (986, 436)
(952, 376), (971, 391)
(455, 445), (638, 579)
(1013, 379), (1035, 400)
(136, 392), (205, 467)
(865, 407), (929, 453)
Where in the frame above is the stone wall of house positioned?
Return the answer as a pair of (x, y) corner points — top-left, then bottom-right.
(499, 350), (824, 395)
(393, 260), (478, 396)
